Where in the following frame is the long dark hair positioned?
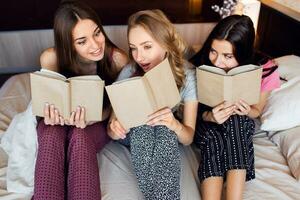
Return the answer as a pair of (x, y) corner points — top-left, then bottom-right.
(190, 15), (255, 66)
(53, 1), (118, 83)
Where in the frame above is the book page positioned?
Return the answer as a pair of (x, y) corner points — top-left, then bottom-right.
(68, 75), (102, 81)
(196, 69), (226, 107)
(198, 64), (261, 76)
(229, 67), (262, 105)
(197, 65), (227, 75)
(227, 64), (261, 75)
(145, 58), (180, 110)
(105, 78), (155, 129)
(70, 78), (104, 122)
(37, 68), (67, 80)
(30, 73), (70, 118)
(112, 76), (142, 85)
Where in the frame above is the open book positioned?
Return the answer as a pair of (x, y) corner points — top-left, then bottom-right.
(196, 64), (262, 107)
(105, 58), (181, 129)
(30, 69), (104, 121)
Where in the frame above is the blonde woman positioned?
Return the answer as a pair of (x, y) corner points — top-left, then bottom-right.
(108, 10), (198, 200)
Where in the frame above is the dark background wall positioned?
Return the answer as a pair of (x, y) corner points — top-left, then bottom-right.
(256, 4), (300, 57)
(0, 0), (221, 31)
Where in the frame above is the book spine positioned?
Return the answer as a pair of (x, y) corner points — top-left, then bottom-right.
(223, 77), (233, 103)
(65, 82), (71, 119)
(142, 76), (157, 112)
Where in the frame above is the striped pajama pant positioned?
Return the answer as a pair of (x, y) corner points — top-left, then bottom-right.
(194, 115), (255, 182)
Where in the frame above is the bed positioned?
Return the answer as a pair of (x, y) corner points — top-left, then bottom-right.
(0, 54), (300, 200)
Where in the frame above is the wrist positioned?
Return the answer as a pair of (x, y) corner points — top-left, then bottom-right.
(203, 111), (216, 123)
(173, 120), (183, 134)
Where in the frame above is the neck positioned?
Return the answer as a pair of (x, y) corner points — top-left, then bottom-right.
(74, 56), (97, 75)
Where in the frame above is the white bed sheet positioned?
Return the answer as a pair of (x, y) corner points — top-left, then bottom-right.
(1, 73), (300, 199)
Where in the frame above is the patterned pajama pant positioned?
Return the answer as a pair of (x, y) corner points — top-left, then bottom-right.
(119, 125), (181, 200)
(33, 120), (110, 200)
(194, 115), (255, 182)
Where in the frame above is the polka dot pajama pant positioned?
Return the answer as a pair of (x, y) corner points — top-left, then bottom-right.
(119, 125), (181, 200)
(33, 120), (110, 200)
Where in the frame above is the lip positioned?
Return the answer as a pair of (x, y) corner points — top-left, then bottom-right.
(140, 63), (151, 71)
(91, 48), (102, 56)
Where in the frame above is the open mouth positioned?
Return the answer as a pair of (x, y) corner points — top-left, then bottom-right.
(140, 63), (151, 71)
(91, 48), (102, 56)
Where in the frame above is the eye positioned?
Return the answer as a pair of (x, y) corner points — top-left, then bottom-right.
(209, 49), (217, 54)
(95, 30), (102, 37)
(144, 45), (152, 50)
(76, 40), (86, 46)
(129, 46), (137, 52)
(225, 55), (234, 59)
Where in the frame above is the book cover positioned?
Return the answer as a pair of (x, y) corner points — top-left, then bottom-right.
(197, 64), (262, 107)
(105, 58), (181, 129)
(30, 69), (104, 122)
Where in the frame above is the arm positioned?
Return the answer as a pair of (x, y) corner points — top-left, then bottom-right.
(107, 111), (128, 140)
(178, 101), (198, 145)
(112, 48), (129, 72)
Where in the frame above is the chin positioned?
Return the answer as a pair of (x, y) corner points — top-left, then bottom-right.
(90, 54), (104, 62)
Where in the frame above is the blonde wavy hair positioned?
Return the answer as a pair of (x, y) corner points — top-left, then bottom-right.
(127, 9), (187, 90)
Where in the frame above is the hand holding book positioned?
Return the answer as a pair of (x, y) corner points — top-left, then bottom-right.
(43, 103), (89, 128)
(108, 106), (182, 140)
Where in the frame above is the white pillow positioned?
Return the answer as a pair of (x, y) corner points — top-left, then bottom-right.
(261, 76), (300, 131)
(274, 55), (300, 80)
(271, 126), (300, 181)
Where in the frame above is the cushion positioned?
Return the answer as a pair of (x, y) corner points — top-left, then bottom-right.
(271, 126), (300, 181)
(275, 55), (300, 80)
(260, 76), (300, 131)
(0, 73), (31, 135)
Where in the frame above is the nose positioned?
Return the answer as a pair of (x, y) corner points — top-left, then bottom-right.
(213, 55), (225, 68)
(135, 49), (144, 62)
(90, 38), (99, 49)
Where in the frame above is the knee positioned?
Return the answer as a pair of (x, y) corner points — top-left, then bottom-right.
(156, 126), (177, 139)
(37, 122), (67, 143)
(69, 128), (92, 148)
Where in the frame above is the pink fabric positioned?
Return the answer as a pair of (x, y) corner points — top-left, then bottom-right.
(33, 120), (110, 200)
(261, 60), (281, 92)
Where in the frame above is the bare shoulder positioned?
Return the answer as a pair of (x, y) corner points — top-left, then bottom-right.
(40, 47), (58, 72)
(112, 48), (129, 71)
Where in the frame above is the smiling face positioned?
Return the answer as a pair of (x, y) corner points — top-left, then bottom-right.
(209, 39), (239, 71)
(128, 25), (166, 72)
(72, 19), (105, 62)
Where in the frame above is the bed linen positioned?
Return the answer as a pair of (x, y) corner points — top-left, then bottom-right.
(0, 73), (300, 199)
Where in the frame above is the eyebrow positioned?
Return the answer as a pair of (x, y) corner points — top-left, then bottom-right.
(223, 53), (234, 56)
(74, 26), (100, 42)
(210, 47), (233, 56)
(129, 41), (152, 46)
